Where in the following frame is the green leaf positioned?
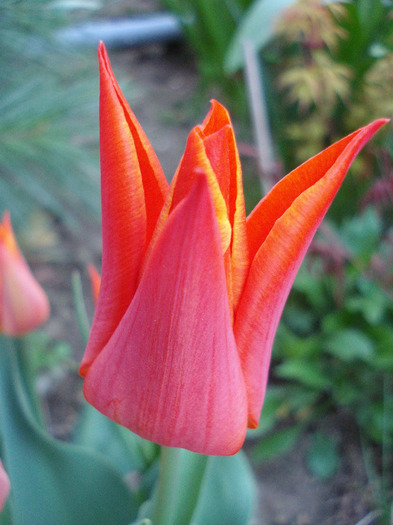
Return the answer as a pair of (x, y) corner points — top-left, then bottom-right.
(346, 290), (387, 325)
(224, 0), (295, 73)
(306, 432), (340, 479)
(148, 448), (257, 525)
(150, 448), (208, 525)
(71, 271), (91, 344)
(283, 303), (316, 336)
(276, 359), (331, 390)
(325, 329), (375, 362)
(73, 401), (157, 476)
(192, 451), (257, 525)
(0, 336), (138, 525)
(247, 386), (288, 438)
(292, 266), (329, 310)
(251, 424), (304, 462)
(339, 207), (382, 261)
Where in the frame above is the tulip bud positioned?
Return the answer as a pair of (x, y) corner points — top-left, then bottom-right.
(0, 212), (50, 336)
(87, 264), (101, 305)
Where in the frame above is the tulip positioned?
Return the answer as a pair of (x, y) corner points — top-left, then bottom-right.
(87, 264), (101, 305)
(0, 460), (10, 511)
(80, 42), (387, 455)
(0, 212), (50, 336)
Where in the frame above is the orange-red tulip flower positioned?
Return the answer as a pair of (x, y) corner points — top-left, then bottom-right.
(0, 460), (10, 511)
(0, 212), (50, 336)
(80, 42), (387, 455)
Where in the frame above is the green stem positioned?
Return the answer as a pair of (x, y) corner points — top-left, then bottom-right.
(151, 447), (183, 525)
(15, 337), (45, 428)
(71, 271), (91, 344)
(151, 447), (208, 525)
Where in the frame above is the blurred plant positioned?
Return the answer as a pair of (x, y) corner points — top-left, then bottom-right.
(160, 0), (253, 84)
(0, 212), (50, 335)
(237, 2), (393, 519)
(159, 0), (296, 116)
(0, 0), (100, 230)
(251, 199), (393, 519)
(265, 0), (393, 168)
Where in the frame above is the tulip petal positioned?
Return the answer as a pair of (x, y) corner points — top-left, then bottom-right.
(144, 101), (249, 313)
(84, 176), (248, 455)
(80, 43), (168, 376)
(87, 264), (101, 305)
(235, 119), (388, 427)
(201, 101), (249, 311)
(141, 126), (232, 278)
(170, 129), (232, 253)
(0, 460), (10, 511)
(0, 213), (49, 336)
(246, 119), (387, 262)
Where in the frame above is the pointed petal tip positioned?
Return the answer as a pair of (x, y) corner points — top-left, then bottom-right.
(374, 117), (390, 125)
(364, 117), (390, 134)
(79, 362), (88, 378)
(247, 417), (258, 430)
(0, 212), (19, 258)
(359, 118), (389, 143)
(208, 98), (224, 111)
(97, 41), (105, 64)
(98, 40), (106, 56)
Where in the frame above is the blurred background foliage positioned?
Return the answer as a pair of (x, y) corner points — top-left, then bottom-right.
(0, 0), (100, 232)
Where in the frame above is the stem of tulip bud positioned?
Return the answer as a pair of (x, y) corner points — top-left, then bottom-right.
(15, 337), (45, 428)
(71, 271), (91, 344)
(151, 446), (208, 525)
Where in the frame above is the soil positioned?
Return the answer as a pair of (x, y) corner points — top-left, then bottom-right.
(30, 5), (385, 525)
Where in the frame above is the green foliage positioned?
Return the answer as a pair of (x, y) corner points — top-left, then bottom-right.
(224, 0), (296, 74)
(24, 330), (73, 375)
(0, 336), (139, 525)
(261, 0), (393, 171)
(251, 207), (393, 519)
(250, 197), (392, 520)
(192, 452), (256, 524)
(135, 448), (256, 525)
(0, 0), (100, 229)
(306, 431), (340, 479)
(160, 0), (254, 111)
(273, 210), (393, 445)
(161, 0), (251, 82)
(251, 423), (305, 462)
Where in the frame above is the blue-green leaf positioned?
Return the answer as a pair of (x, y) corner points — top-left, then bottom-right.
(192, 451), (257, 525)
(0, 336), (138, 525)
(325, 329), (375, 362)
(73, 401), (158, 476)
